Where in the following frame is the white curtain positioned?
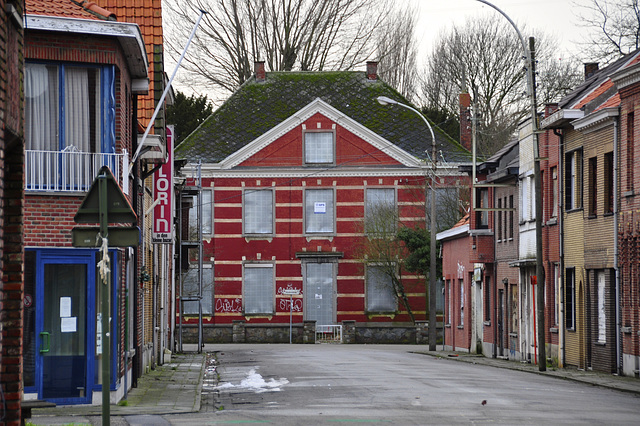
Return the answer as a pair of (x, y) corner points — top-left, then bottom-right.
(64, 67), (90, 152)
(25, 63), (58, 151)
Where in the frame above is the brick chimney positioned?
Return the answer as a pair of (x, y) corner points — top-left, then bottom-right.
(459, 93), (472, 151)
(255, 61), (266, 82)
(366, 61), (378, 81)
(544, 103), (559, 118)
(584, 62), (599, 80)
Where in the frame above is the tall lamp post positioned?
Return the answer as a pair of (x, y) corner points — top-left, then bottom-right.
(474, 0), (546, 371)
(376, 96), (438, 351)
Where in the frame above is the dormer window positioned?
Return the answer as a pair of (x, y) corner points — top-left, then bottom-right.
(304, 131), (335, 165)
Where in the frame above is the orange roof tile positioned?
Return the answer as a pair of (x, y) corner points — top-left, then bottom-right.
(26, 0), (115, 20)
(573, 79), (614, 109)
(593, 93), (621, 112)
(101, 0), (164, 125)
(452, 213), (470, 229)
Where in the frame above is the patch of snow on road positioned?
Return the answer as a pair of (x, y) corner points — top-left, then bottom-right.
(217, 369), (289, 393)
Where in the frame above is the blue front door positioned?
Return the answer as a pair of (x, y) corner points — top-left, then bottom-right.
(36, 250), (95, 404)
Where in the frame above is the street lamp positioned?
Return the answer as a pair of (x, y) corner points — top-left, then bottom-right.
(474, 0), (546, 371)
(376, 96), (438, 351)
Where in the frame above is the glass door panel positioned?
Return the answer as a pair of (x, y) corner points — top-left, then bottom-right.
(42, 264), (87, 400)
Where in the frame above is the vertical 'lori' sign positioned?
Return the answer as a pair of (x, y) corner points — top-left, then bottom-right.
(153, 125), (174, 243)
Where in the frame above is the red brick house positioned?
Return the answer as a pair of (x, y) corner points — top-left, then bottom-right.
(22, 0), (148, 405)
(541, 51), (640, 374)
(1, 1), (25, 423)
(174, 63), (470, 343)
(437, 214), (473, 352)
(438, 137), (519, 356)
(611, 58), (640, 377)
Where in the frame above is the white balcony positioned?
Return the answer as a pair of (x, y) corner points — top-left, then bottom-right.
(25, 149), (128, 194)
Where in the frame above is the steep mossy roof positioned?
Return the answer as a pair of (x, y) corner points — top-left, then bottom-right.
(176, 71), (470, 164)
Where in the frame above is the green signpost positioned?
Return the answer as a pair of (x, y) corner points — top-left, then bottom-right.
(72, 166), (138, 425)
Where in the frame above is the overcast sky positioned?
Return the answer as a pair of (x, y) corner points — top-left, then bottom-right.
(413, 0), (589, 60)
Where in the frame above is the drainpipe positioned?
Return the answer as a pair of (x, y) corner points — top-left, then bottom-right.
(554, 128), (565, 368)
(132, 94), (140, 388)
(493, 263), (498, 358)
(613, 113), (621, 375)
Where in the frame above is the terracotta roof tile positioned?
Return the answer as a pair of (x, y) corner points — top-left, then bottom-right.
(100, 0), (164, 124)
(574, 79), (614, 110)
(26, 0), (101, 20)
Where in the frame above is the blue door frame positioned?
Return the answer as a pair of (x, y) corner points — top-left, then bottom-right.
(28, 248), (118, 405)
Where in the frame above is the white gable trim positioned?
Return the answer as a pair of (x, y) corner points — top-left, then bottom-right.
(218, 98), (422, 169)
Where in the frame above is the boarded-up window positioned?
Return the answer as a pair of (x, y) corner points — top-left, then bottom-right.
(366, 266), (396, 312)
(244, 264), (274, 314)
(305, 189), (334, 233)
(244, 189), (273, 234)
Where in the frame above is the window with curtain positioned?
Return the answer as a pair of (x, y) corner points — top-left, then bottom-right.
(244, 264), (274, 314)
(304, 132), (334, 164)
(365, 188), (396, 235)
(244, 189), (274, 235)
(25, 63), (101, 153)
(366, 266), (396, 312)
(305, 189), (334, 234)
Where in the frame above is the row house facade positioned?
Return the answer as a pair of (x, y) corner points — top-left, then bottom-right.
(441, 48), (640, 378)
(21, 0), (164, 406)
(101, 0), (174, 384)
(612, 59), (640, 377)
(1, 0), (25, 424)
(174, 63), (470, 344)
(438, 136), (519, 357)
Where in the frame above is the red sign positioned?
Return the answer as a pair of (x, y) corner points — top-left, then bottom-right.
(152, 125), (174, 243)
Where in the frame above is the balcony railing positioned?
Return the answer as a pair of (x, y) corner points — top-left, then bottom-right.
(25, 149), (128, 194)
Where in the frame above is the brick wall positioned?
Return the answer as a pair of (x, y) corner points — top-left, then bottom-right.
(1, 1), (25, 424)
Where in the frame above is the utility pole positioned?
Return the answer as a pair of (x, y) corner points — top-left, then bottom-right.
(531, 37), (546, 371)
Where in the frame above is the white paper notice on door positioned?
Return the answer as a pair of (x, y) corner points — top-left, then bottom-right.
(315, 294), (322, 299)
(314, 202), (326, 213)
(61, 317), (77, 333)
(60, 297), (71, 318)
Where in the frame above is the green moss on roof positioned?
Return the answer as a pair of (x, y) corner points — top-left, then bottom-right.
(176, 71), (471, 164)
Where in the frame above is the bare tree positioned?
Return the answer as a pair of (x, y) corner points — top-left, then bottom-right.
(574, 0), (640, 65)
(358, 203), (416, 324)
(376, 5), (418, 102)
(164, 0), (393, 100)
(421, 16), (581, 156)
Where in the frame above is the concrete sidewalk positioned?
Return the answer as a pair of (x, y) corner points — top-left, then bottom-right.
(30, 350), (207, 425)
(417, 348), (640, 395)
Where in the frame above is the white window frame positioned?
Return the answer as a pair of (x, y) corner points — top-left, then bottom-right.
(243, 188), (274, 236)
(243, 263), (275, 315)
(365, 265), (397, 313)
(303, 130), (335, 165)
(304, 188), (336, 235)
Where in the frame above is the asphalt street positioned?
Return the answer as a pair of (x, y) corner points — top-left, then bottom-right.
(30, 344), (640, 425)
(182, 344), (640, 425)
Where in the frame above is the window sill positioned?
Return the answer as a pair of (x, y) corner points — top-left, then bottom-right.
(603, 212), (614, 217)
(595, 341), (606, 347)
(546, 217), (557, 226)
(509, 332), (518, 338)
(623, 190), (634, 198)
(243, 313), (275, 320)
(566, 207), (583, 214)
(550, 327), (558, 334)
(483, 321), (491, 326)
(445, 324), (451, 328)
(621, 326), (632, 334)
(587, 214), (597, 219)
(457, 325), (464, 329)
